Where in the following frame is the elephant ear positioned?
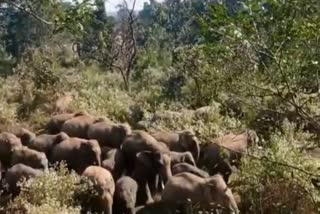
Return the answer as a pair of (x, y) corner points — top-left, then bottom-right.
(55, 132), (69, 144)
(179, 130), (200, 161)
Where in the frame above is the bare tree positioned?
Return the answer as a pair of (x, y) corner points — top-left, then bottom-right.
(111, 0), (137, 91)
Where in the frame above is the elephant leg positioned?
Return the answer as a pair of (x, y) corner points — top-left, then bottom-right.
(101, 193), (113, 214)
(216, 159), (233, 184)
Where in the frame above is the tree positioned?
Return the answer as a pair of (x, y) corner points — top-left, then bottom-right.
(200, 0), (320, 136)
(0, 0), (93, 61)
(111, 0), (138, 91)
(74, 0), (115, 65)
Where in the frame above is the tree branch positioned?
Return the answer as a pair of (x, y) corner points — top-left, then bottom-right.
(5, 1), (54, 25)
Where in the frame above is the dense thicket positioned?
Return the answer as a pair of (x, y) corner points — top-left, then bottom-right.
(0, 0), (319, 213)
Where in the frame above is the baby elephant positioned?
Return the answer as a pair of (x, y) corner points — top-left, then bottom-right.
(5, 163), (43, 195)
(28, 132), (69, 159)
(172, 163), (209, 178)
(50, 138), (101, 174)
(0, 132), (22, 167)
(11, 146), (48, 170)
(113, 176), (138, 214)
(14, 128), (36, 146)
(101, 147), (126, 181)
(82, 166), (115, 214)
(169, 151), (196, 167)
(162, 172), (239, 213)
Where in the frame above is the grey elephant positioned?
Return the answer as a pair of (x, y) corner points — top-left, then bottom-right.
(162, 172), (239, 214)
(152, 130), (200, 162)
(172, 163), (209, 178)
(200, 130), (258, 182)
(11, 146), (48, 170)
(121, 130), (170, 175)
(5, 163), (43, 195)
(46, 112), (84, 134)
(0, 132), (22, 167)
(87, 120), (132, 148)
(28, 132), (69, 159)
(81, 166), (115, 214)
(113, 176), (138, 214)
(169, 151), (196, 167)
(50, 137), (101, 174)
(101, 147), (126, 181)
(61, 113), (102, 139)
(131, 151), (171, 206)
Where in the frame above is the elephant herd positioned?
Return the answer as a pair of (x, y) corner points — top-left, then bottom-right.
(0, 111), (259, 214)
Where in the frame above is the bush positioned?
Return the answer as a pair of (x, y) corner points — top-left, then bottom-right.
(231, 122), (320, 213)
(4, 164), (85, 214)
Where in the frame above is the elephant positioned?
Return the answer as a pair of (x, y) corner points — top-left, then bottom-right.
(130, 151), (172, 206)
(50, 137), (101, 174)
(169, 151), (196, 167)
(14, 128), (36, 146)
(121, 130), (170, 175)
(61, 113), (103, 139)
(81, 166), (115, 214)
(135, 200), (193, 214)
(113, 176), (138, 214)
(5, 163), (43, 195)
(151, 130), (200, 162)
(171, 163), (209, 178)
(46, 112), (84, 134)
(0, 132), (23, 167)
(101, 147), (126, 181)
(200, 130), (258, 182)
(11, 146), (48, 170)
(87, 120), (132, 148)
(0, 160), (2, 181)
(28, 132), (69, 159)
(161, 172), (239, 214)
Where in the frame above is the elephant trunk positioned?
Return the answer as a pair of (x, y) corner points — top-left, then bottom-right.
(96, 153), (101, 166)
(160, 163), (172, 185)
(193, 141), (201, 162)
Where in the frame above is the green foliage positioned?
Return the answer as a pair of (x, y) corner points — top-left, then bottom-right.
(198, 0), (320, 137)
(5, 164), (84, 214)
(0, 0), (320, 213)
(232, 124), (320, 213)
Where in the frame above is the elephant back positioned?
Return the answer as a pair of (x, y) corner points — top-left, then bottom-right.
(61, 115), (96, 139)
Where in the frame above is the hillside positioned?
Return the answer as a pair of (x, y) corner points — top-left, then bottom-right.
(0, 0), (319, 213)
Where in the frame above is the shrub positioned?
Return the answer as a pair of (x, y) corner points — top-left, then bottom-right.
(4, 164), (85, 214)
(231, 122), (320, 213)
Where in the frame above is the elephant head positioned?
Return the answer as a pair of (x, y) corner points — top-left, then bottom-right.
(178, 130), (200, 162)
(54, 132), (69, 144)
(203, 175), (239, 213)
(15, 128), (36, 146)
(115, 123), (132, 145)
(80, 140), (101, 167)
(133, 150), (172, 205)
(11, 146), (48, 170)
